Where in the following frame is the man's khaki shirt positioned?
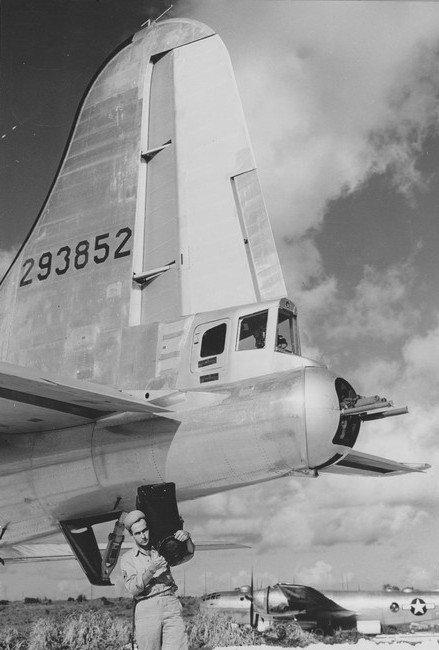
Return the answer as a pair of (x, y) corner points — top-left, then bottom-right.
(121, 545), (177, 598)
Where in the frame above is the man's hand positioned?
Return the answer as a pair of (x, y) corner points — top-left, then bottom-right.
(149, 555), (168, 573)
(174, 530), (191, 542)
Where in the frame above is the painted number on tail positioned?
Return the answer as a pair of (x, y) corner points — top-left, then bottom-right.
(19, 227), (132, 288)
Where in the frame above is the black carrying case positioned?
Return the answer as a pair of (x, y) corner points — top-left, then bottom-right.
(136, 482), (192, 566)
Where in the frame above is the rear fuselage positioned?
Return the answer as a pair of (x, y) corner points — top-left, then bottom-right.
(0, 299), (351, 543)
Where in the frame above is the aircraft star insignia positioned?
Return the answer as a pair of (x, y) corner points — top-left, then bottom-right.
(411, 598), (427, 615)
(402, 598), (435, 616)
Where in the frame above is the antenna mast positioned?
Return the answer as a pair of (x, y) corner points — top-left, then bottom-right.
(154, 5), (174, 23)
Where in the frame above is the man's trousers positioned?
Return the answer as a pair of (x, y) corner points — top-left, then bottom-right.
(135, 593), (187, 650)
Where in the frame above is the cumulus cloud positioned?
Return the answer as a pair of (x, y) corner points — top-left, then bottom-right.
(294, 560), (339, 587)
(368, 41), (439, 200)
(183, 2), (439, 237)
(183, 479), (306, 548)
(286, 258), (419, 369)
(317, 312), (439, 546)
(310, 503), (428, 547)
(184, 464), (431, 562)
(370, 318), (439, 454)
(403, 320), (439, 390)
(349, 358), (402, 398)
(350, 316), (439, 448)
(327, 262), (419, 343)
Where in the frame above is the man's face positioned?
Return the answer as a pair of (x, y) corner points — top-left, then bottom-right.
(131, 519), (150, 548)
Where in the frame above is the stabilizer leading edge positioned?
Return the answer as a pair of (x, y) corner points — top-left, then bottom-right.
(0, 360), (174, 434)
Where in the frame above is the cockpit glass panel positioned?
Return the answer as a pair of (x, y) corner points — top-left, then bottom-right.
(237, 311), (268, 350)
(267, 585), (325, 614)
(201, 323), (227, 357)
(276, 309), (295, 354)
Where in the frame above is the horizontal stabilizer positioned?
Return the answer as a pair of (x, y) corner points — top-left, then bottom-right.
(0, 544), (76, 563)
(0, 541), (250, 564)
(0, 361), (172, 434)
(320, 449), (430, 477)
(194, 541), (251, 551)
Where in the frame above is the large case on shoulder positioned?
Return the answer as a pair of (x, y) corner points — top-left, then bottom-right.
(136, 482), (192, 566)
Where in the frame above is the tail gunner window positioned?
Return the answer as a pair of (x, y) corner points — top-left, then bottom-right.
(237, 311), (268, 350)
(276, 308), (297, 354)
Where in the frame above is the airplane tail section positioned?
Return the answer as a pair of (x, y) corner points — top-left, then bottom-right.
(0, 18), (285, 388)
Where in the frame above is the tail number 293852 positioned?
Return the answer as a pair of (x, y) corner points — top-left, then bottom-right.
(19, 227), (132, 288)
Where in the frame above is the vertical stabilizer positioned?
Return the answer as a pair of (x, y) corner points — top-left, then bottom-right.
(0, 18), (286, 387)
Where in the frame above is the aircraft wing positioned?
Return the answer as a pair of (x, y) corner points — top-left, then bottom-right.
(0, 360), (174, 434)
(320, 449), (430, 477)
(0, 541), (250, 564)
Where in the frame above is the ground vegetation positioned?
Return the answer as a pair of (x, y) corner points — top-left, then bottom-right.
(0, 597), (370, 648)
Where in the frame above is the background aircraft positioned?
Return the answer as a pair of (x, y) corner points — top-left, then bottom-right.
(0, 16), (427, 586)
(201, 582), (439, 635)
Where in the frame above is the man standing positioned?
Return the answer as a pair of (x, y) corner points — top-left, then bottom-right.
(121, 509), (195, 650)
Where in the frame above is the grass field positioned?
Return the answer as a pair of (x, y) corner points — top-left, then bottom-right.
(0, 597), (365, 648)
(0, 597), (133, 634)
(0, 596), (201, 629)
(0, 596), (203, 649)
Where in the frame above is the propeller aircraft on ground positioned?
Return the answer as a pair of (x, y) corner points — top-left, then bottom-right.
(201, 583), (439, 635)
(0, 17), (428, 585)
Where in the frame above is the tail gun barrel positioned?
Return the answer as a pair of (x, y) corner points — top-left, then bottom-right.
(360, 406), (409, 421)
(342, 395), (408, 420)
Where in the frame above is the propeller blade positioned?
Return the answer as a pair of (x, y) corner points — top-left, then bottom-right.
(249, 568), (259, 629)
(250, 569), (254, 626)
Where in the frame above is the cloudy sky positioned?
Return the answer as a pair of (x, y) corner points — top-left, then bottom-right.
(2, 0), (439, 601)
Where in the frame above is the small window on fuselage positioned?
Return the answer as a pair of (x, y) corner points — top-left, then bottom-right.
(276, 309), (295, 354)
(201, 323), (227, 357)
(237, 311), (268, 350)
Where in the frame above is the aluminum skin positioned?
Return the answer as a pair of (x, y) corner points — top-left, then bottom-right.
(202, 583), (439, 635)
